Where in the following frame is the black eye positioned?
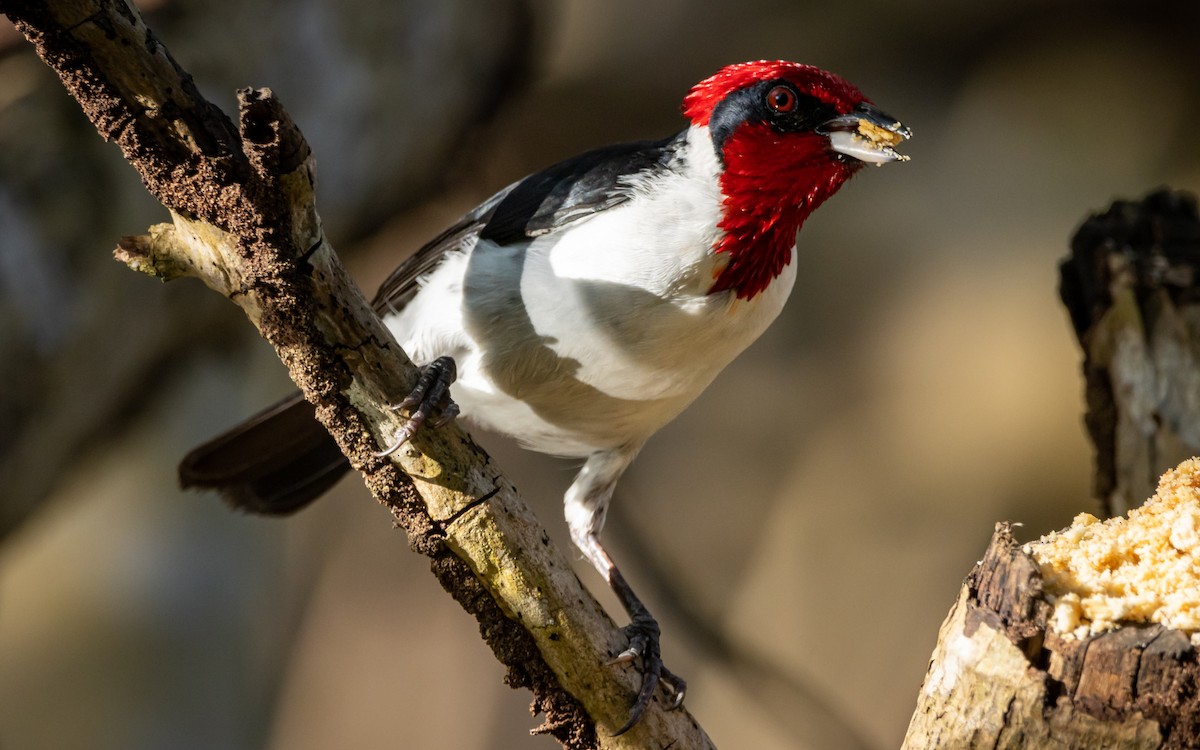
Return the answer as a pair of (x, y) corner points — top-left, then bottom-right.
(766, 85), (797, 113)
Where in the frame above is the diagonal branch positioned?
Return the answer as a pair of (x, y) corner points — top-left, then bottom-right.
(2, 0), (715, 746)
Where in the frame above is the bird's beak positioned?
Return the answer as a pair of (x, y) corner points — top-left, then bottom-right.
(819, 102), (911, 165)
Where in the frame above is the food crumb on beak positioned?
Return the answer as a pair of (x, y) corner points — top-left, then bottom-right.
(857, 118), (906, 149)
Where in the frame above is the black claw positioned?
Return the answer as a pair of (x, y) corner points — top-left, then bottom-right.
(375, 356), (459, 456)
(604, 567), (686, 735)
(611, 613), (670, 736)
(428, 401), (460, 429)
(661, 666), (687, 710)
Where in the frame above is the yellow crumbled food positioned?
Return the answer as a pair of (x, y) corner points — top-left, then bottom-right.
(1023, 458), (1200, 640)
(857, 118), (904, 148)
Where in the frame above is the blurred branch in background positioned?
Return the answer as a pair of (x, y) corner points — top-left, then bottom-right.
(609, 501), (879, 750)
(1060, 189), (1200, 517)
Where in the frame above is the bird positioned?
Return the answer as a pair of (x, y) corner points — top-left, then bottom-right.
(180, 59), (910, 733)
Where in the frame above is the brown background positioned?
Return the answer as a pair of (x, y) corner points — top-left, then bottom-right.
(2, 1), (1199, 748)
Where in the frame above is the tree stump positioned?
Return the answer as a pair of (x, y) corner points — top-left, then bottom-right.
(903, 483), (1200, 749)
(905, 190), (1200, 749)
(1059, 189), (1200, 517)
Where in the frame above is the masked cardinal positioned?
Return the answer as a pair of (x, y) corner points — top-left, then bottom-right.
(181, 60), (911, 733)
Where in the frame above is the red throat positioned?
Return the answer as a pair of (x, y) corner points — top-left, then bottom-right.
(709, 122), (859, 299)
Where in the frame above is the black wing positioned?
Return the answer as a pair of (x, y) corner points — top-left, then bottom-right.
(373, 131), (684, 314)
(372, 185), (512, 314)
(479, 132), (683, 244)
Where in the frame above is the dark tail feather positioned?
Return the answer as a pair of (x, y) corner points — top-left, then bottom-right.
(179, 393), (350, 515)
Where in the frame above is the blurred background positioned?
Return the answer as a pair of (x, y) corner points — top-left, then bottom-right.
(2, 0), (1199, 748)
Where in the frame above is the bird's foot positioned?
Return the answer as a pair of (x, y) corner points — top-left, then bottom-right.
(608, 610), (687, 735)
(374, 356), (459, 456)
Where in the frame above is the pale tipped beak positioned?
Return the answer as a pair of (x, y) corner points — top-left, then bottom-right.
(820, 102), (911, 165)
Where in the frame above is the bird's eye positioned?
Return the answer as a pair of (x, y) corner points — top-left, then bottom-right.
(766, 85), (797, 114)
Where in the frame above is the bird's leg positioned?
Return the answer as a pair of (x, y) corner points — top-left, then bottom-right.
(375, 355), (460, 456)
(604, 558), (687, 733)
(564, 449), (686, 735)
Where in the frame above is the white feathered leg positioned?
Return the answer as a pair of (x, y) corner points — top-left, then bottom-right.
(563, 445), (686, 734)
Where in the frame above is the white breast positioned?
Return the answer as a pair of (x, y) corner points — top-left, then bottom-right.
(383, 126), (797, 456)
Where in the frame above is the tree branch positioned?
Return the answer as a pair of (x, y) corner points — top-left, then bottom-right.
(2, 1), (714, 746)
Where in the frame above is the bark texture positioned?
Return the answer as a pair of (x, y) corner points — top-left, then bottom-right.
(2, 1), (713, 746)
(903, 524), (1199, 749)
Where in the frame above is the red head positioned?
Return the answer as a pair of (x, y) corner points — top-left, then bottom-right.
(683, 60), (866, 128)
(684, 61), (908, 299)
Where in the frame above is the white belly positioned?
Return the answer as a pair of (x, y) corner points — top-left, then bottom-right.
(382, 164), (795, 457)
